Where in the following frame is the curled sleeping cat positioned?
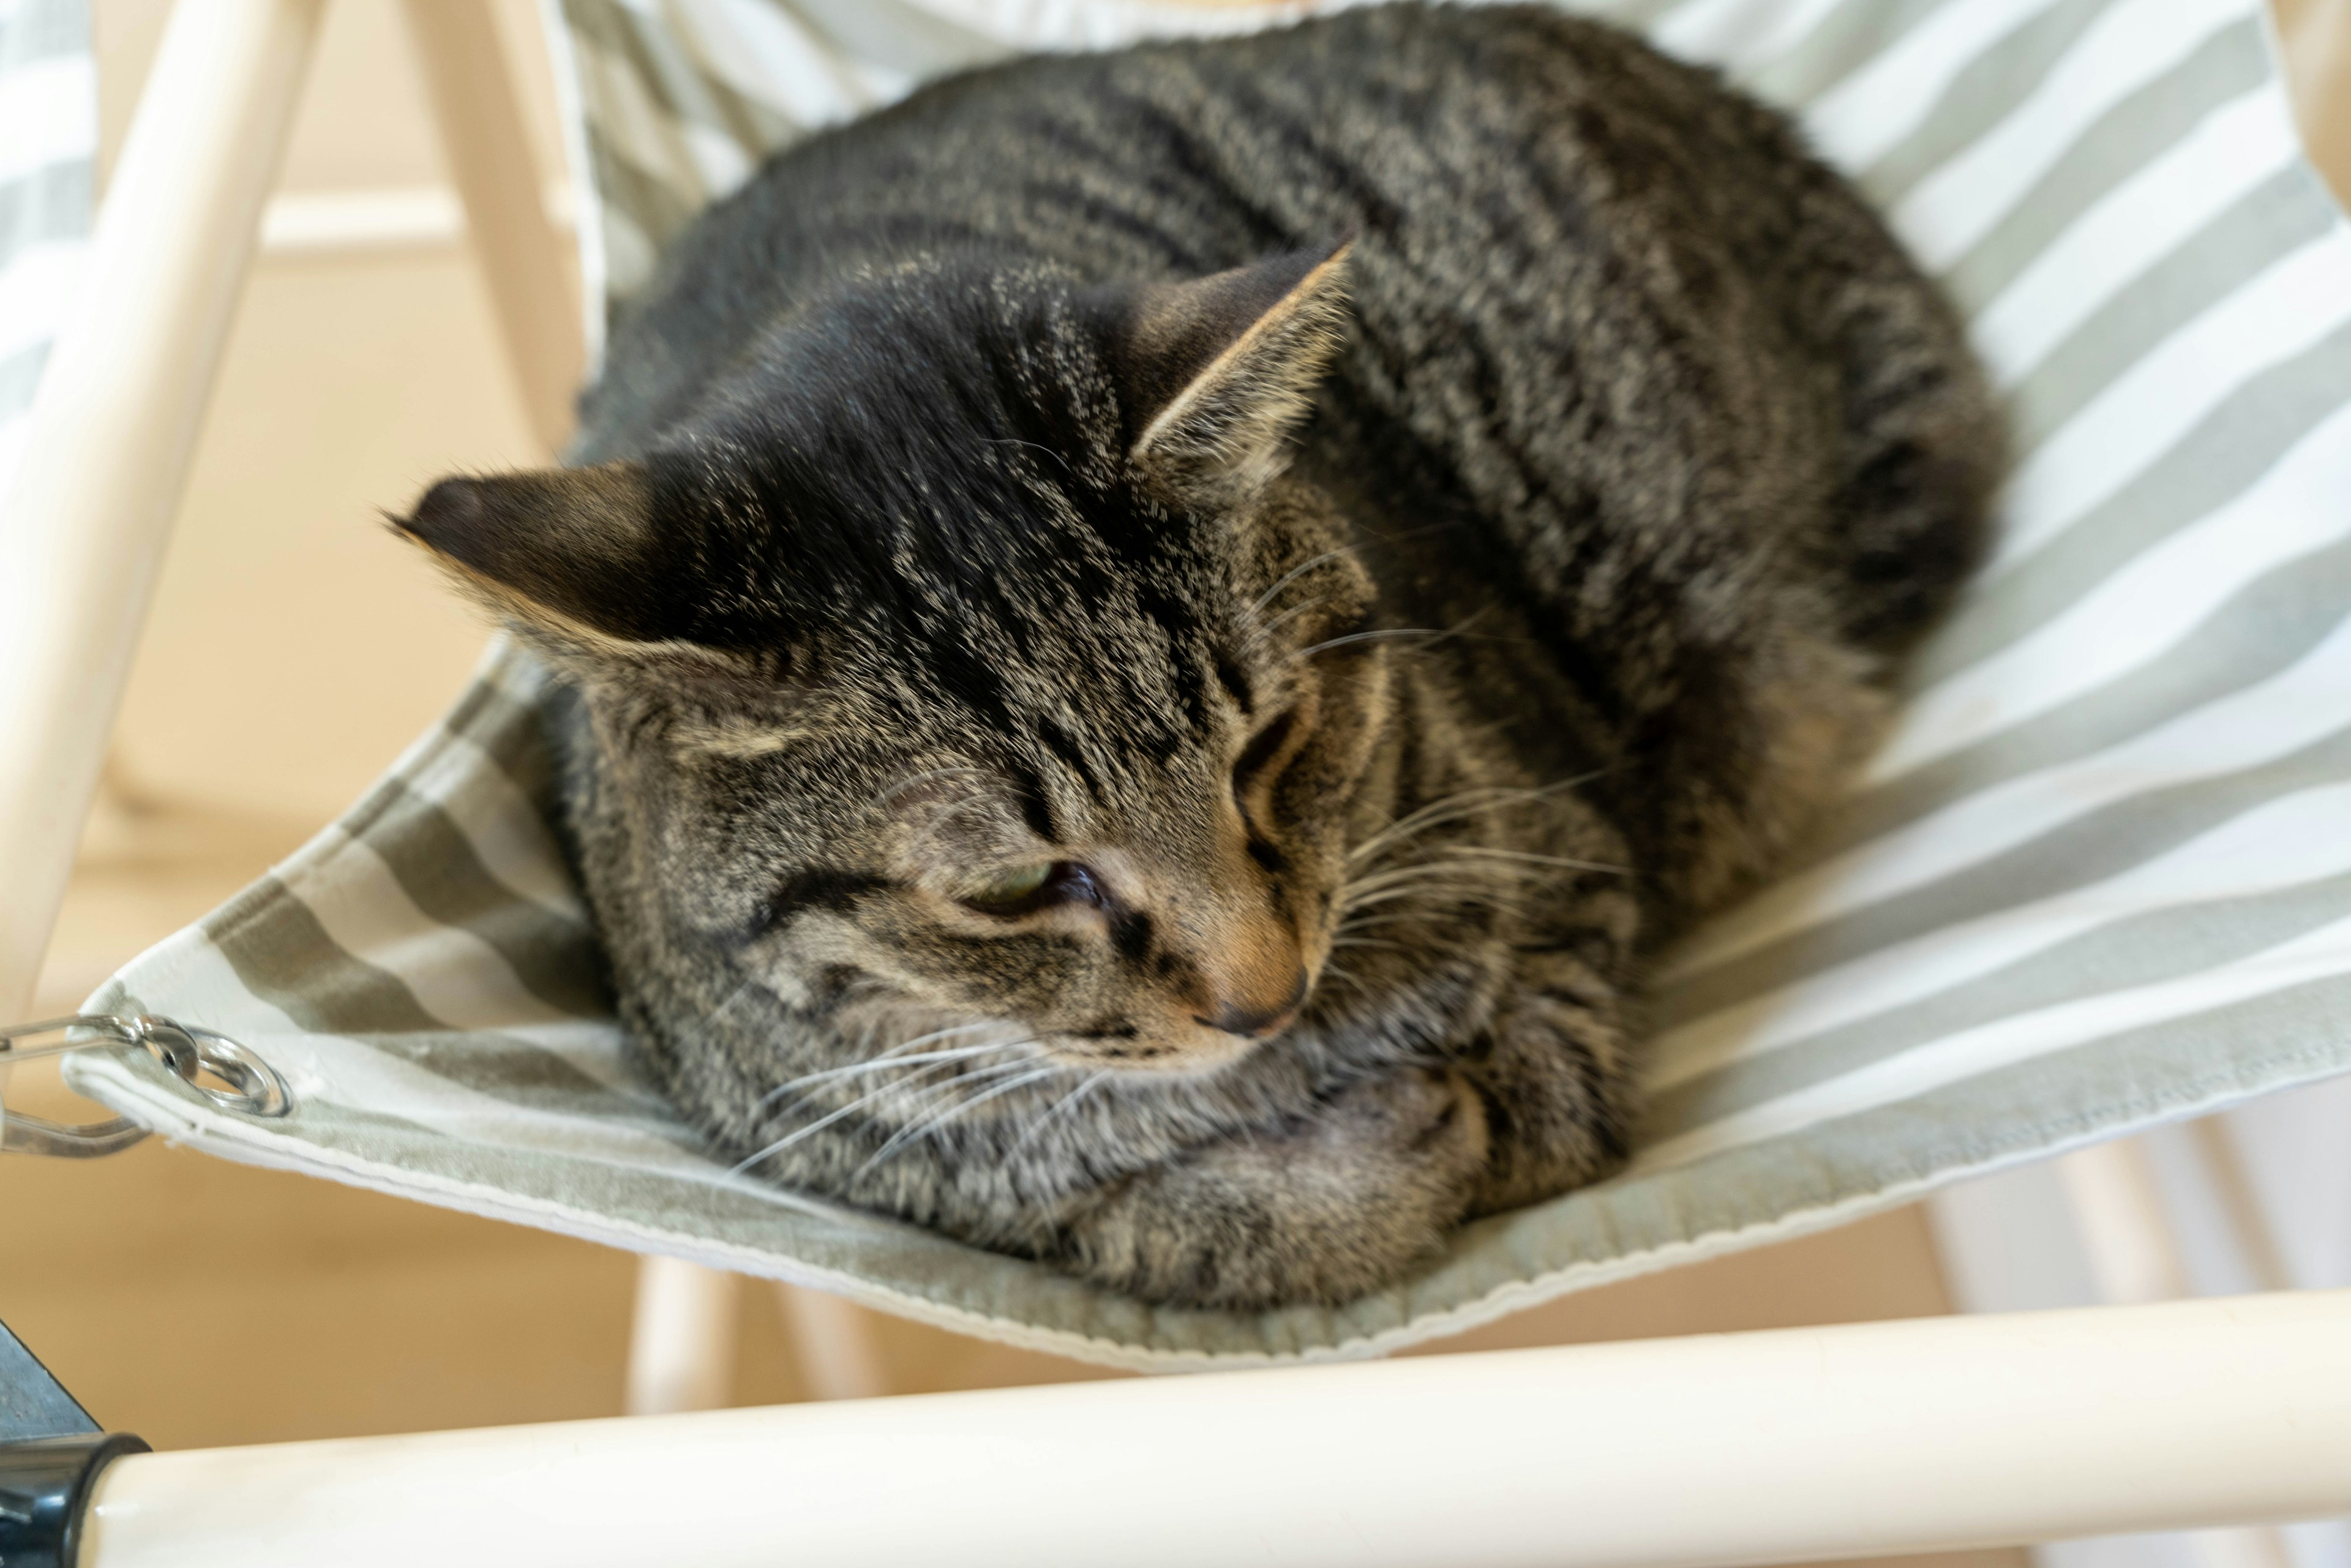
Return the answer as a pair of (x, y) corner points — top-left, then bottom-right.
(398, 4), (1998, 1308)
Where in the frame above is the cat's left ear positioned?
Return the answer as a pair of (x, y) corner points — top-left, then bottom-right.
(1107, 239), (1352, 503)
(392, 460), (774, 697)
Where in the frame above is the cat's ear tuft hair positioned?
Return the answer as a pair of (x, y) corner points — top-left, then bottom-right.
(394, 462), (766, 691)
(397, 462), (668, 643)
(1111, 239), (1352, 503)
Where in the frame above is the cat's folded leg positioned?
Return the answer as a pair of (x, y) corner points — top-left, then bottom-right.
(1060, 1068), (1488, 1310)
(1463, 950), (1637, 1217)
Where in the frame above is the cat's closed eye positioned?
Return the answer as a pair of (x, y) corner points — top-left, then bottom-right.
(961, 860), (1106, 918)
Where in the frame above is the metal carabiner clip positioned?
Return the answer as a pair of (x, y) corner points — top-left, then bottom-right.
(0, 1013), (292, 1158)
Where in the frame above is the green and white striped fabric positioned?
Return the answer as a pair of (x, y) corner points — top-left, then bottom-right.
(0, 0), (92, 510)
(71, 0), (2351, 1367)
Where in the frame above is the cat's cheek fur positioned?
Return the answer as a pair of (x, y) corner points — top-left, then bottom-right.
(1060, 1067), (1489, 1308)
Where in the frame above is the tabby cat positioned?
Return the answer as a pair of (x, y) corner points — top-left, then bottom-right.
(399, 4), (1998, 1308)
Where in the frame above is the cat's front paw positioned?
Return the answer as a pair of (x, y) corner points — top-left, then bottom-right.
(1064, 1068), (1488, 1309)
(1465, 985), (1635, 1216)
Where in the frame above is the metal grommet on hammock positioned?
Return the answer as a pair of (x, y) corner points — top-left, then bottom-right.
(0, 1013), (292, 1157)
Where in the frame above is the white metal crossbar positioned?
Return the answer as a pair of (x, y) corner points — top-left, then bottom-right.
(75, 1293), (2351, 1568)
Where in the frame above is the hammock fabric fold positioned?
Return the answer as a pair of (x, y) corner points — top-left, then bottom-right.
(70, 0), (2351, 1368)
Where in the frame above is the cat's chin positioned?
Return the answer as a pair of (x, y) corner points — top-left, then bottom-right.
(1039, 1023), (1262, 1078)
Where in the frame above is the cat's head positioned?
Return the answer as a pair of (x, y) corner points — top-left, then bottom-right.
(399, 242), (1395, 1074)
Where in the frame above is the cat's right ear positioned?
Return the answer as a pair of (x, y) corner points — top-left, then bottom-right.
(393, 462), (760, 686)
(1103, 240), (1353, 505)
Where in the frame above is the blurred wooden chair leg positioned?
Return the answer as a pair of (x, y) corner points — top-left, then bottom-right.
(2055, 1138), (2193, 1305)
(398, 0), (582, 456)
(624, 1256), (738, 1416)
(622, 1261), (888, 1410)
(2281, 0), (2351, 202)
(2191, 1116), (2296, 1294)
(774, 1283), (890, 1401)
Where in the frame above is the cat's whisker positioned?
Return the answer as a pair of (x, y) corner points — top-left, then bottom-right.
(1239, 595), (1330, 658)
(756, 1022), (1012, 1108)
(981, 437), (1072, 476)
(888, 1020), (1012, 1054)
(1294, 626), (1447, 659)
(1344, 877), (1534, 909)
(799, 1034), (1039, 1109)
(1333, 909), (1463, 936)
(843, 1019), (999, 1058)
(1349, 787), (1524, 862)
(1338, 855), (1534, 899)
(1008, 1068), (1110, 1156)
(1340, 839), (1604, 890)
(833, 1056), (1010, 1128)
(1247, 547), (1357, 621)
(752, 1046), (1051, 1173)
(1317, 964), (1369, 997)
(1441, 845), (1628, 874)
(1337, 883), (1533, 919)
(853, 1021), (1013, 1065)
(869, 1053), (1043, 1123)
(879, 1070), (1063, 1169)
(867, 1044), (1046, 1101)
(856, 1057), (1060, 1176)
(1297, 606), (1504, 664)
(756, 1040), (1014, 1108)
(1340, 861), (1507, 895)
(729, 1060), (962, 1176)
(1346, 775), (1601, 866)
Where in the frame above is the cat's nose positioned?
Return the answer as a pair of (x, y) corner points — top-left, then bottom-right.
(1195, 969), (1309, 1039)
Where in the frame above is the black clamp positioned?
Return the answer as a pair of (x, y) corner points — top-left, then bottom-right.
(0, 1433), (151, 1568)
(2, 1316), (146, 1568)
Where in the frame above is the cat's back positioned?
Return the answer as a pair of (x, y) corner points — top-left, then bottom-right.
(579, 4), (1837, 452)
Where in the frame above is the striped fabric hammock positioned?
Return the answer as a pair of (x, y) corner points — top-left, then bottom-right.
(68, 0), (2351, 1368)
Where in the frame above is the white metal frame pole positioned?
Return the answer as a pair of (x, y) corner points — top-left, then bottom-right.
(0, 0), (328, 1021)
(78, 1291), (2351, 1568)
(2053, 1138), (2300, 1568)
